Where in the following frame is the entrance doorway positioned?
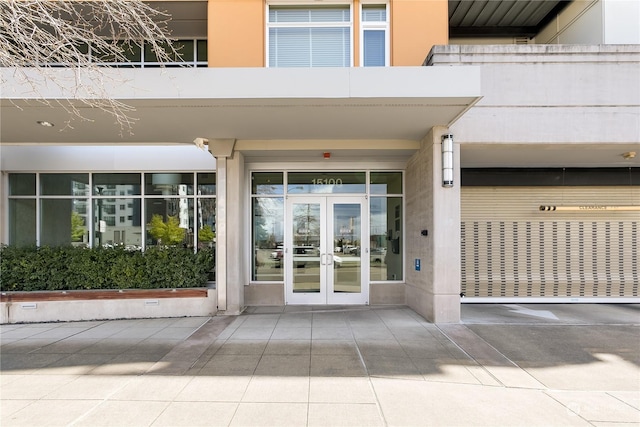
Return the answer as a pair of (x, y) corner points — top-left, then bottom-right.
(285, 196), (368, 304)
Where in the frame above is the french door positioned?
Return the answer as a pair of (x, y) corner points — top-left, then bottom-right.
(285, 196), (368, 305)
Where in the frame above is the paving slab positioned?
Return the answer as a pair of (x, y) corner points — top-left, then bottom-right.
(0, 304), (638, 426)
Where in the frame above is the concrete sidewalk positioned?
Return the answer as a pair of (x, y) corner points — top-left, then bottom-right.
(1, 304), (639, 426)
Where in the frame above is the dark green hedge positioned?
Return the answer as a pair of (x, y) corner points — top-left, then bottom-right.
(0, 246), (215, 292)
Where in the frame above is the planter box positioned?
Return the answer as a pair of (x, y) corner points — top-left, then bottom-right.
(0, 288), (217, 324)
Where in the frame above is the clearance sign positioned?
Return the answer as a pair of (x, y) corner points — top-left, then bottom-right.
(539, 205), (640, 212)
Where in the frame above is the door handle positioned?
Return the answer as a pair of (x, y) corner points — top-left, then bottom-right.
(327, 254), (333, 265)
(320, 253), (326, 265)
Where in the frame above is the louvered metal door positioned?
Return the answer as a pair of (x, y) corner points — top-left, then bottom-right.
(461, 187), (639, 299)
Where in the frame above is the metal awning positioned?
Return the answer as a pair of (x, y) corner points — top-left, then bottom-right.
(449, 0), (571, 38)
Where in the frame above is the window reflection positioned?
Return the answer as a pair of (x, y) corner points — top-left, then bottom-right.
(9, 199), (36, 246)
(7, 173), (215, 259)
(145, 198), (194, 248)
(93, 173), (141, 195)
(370, 197), (403, 281)
(145, 173), (194, 196)
(252, 172), (284, 195)
(252, 197), (284, 281)
(370, 172), (402, 194)
(41, 173), (89, 196)
(9, 174), (36, 196)
(197, 173), (216, 196)
(197, 198), (216, 250)
(93, 198), (141, 248)
(41, 199), (89, 247)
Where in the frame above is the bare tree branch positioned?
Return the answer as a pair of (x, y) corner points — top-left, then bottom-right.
(0, 0), (180, 134)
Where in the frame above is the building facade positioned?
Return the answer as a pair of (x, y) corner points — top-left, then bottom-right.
(1, 0), (639, 322)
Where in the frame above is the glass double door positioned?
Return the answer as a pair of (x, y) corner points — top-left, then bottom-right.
(285, 196), (368, 305)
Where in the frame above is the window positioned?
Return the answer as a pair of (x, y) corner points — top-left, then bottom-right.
(251, 173), (285, 281)
(361, 4), (388, 67)
(50, 39), (207, 68)
(268, 5), (351, 67)
(249, 171), (403, 283)
(7, 172), (215, 253)
(370, 197), (402, 281)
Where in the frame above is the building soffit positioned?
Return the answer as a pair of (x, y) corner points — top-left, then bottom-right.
(0, 67), (482, 158)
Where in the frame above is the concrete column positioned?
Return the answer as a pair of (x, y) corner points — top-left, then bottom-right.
(224, 151), (246, 314)
(405, 126), (461, 323)
(208, 139), (237, 313)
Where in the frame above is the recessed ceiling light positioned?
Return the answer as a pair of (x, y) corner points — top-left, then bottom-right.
(622, 151), (636, 160)
(37, 120), (54, 127)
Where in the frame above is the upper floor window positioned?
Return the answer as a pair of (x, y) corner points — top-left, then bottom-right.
(267, 5), (351, 67)
(361, 4), (388, 67)
(53, 39), (207, 68)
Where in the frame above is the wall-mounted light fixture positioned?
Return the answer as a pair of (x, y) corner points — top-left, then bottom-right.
(441, 134), (454, 188)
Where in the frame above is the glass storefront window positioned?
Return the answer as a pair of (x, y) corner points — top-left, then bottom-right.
(370, 172), (402, 194)
(41, 199), (89, 247)
(7, 172), (214, 256)
(287, 172), (366, 194)
(197, 198), (216, 250)
(252, 172), (284, 195)
(252, 197), (284, 281)
(145, 173), (194, 196)
(9, 173), (35, 195)
(93, 173), (141, 195)
(93, 198), (142, 248)
(197, 173), (216, 196)
(370, 196), (403, 281)
(145, 198), (194, 247)
(248, 171), (403, 283)
(41, 173), (89, 196)
(9, 199), (36, 246)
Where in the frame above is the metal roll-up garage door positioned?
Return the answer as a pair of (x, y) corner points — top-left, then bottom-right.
(460, 186), (639, 301)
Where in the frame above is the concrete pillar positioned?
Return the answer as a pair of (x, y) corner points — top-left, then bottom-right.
(224, 151), (246, 314)
(405, 126), (461, 323)
(208, 139), (242, 314)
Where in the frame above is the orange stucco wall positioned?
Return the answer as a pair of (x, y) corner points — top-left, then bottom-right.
(207, 0), (448, 68)
(208, 0), (264, 67)
(390, 0), (449, 66)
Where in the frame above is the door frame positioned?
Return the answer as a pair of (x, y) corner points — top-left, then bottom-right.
(284, 195), (369, 305)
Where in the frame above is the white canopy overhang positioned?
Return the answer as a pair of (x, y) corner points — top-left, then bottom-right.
(1, 67), (481, 155)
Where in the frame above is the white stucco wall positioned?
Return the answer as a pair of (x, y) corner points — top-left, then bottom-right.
(0, 145), (216, 172)
(603, 0), (640, 44)
(537, 0), (640, 45)
(539, 0), (604, 45)
(427, 45), (640, 146)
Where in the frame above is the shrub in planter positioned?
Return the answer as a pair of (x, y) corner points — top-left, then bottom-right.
(0, 245), (215, 292)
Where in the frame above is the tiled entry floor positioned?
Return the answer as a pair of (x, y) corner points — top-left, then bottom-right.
(1, 305), (639, 426)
